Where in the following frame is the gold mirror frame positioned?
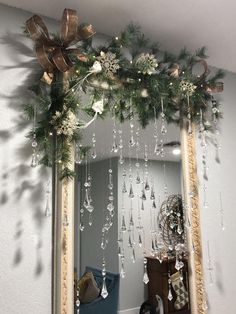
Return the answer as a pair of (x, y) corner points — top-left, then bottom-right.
(52, 124), (206, 314)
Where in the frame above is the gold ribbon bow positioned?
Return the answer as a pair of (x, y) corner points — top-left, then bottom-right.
(26, 8), (96, 73)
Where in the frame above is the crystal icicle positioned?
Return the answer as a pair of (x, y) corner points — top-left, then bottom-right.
(88, 213), (93, 226)
(160, 98), (167, 135)
(120, 255), (126, 278)
(138, 233), (143, 247)
(121, 214), (127, 232)
(101, 260), (108, 299)
(141, 188), (146, 201)
(129, 183), (134, 198)
(143, 258), (149, 284)
(111, 118), (118, 153)
(31, 105), (39, 168)
(168, 274), (173, 301)
(118, 129), (124, 165)
(75, 143), (82, 164)
(91, 132), (97, 159)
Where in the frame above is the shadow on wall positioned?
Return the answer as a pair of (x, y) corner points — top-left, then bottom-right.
(0, 31), (50, 277)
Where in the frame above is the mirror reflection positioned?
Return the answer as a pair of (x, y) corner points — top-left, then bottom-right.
(74, 118), (190, 314)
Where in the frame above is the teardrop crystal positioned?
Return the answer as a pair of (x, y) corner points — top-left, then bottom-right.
(101, 278), (108, 299)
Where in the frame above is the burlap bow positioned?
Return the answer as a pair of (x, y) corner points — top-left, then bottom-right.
(26, 8), (96, 73)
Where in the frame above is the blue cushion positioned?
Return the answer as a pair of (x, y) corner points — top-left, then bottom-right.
(77, 266), (120, 314)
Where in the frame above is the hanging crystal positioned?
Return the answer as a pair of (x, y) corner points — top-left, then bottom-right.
(75, 143), (83, 164)
(141, 186), (146, 201)
(31, 105), (39, 167)
(135, 127), (141, 184)
(163, 163), (168, 198)
(120, 254), (126, 278)
(186, 93), (193, 135)
(211, 96), (221, 162)
(143, 257), (149, 284)
(177, 217), (183, 234)
(88, 213), (93, 226)
(168, 273), (173, 301)
(118, 128), (124, 164)
(122, 169), (127, 193)
(160, 98), (167, 135)
(129, 183), (134, 198)
(129, 112), (135, 147)
(153, 106), (159, 155)
(207, 240), (214, 285)
(76, 288), (80, 308)
(45, 180), (51, 217)
(101, 259), (109, 299)
(111, 116), (118, 153)
(219, 192), (225, 231)
(200, 109), (208, 181)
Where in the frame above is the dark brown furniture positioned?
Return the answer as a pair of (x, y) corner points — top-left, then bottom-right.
(146, 256), (191, 314)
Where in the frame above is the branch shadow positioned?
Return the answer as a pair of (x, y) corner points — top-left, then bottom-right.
(0, 31), (50, 276)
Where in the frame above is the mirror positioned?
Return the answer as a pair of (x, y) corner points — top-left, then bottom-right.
(74, 118), (191, 314)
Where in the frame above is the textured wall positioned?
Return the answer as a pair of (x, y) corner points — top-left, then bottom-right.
(0, 4), (56, 314)
(197, 70), (236, 313)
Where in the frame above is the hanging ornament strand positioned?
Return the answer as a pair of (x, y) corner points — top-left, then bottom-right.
(31, 104), (39, 167)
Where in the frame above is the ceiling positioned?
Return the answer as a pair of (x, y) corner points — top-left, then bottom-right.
(1, 0), (235, 72)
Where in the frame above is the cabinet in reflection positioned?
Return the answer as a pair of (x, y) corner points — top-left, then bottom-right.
(146, 257), (191, 314)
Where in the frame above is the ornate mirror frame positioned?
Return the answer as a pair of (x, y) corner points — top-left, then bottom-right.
(51, 123), (206, 314)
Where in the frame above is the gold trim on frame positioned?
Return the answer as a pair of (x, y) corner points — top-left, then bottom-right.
(181, 122), (207, 314)
(53, 145), (75, 314)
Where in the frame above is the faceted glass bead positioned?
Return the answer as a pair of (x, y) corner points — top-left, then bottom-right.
(101, 278), (108, 299)
(143, 270), (149, 284)
(168, 287), (173, 301)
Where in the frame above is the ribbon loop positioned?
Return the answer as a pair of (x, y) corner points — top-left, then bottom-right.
(26, 8), (95, 73)
(61, 8), (78, 45)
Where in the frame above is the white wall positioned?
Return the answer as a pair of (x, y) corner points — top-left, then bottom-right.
(197, 70), (236, 313)
(0, 4), (56, 314)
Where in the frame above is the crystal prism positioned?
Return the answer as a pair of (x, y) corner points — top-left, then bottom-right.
(121, 215), (126, 232)
(145, 179), (150, 191)
(143, 270), (149, 284)
(88, 214), (93, 226)
(141, 189), (146, 201)
(136, 172), (141, 184)
(79, 221), (84, 231)
(168, 287), (173, 301)
(122, 181), (127, 193)
(76, 299), (80, 307)
(120, 267), (126, 278)
(129, 184), (134, 198)
(31, 153), (38, 168)
(150, 188), (155, 200)
(101, 278), (108, 299)
(138, 233), (142, 247)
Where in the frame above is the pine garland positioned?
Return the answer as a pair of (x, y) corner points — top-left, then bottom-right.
(23, 23), (225, 179)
